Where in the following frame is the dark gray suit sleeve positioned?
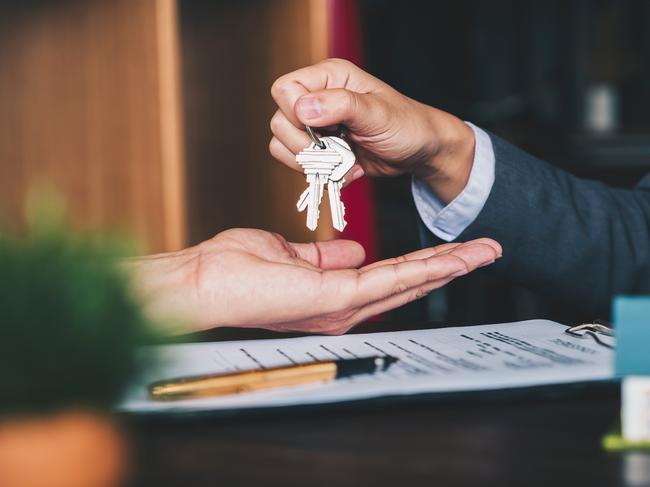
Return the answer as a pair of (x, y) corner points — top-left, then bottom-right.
(442, 133), (650, 316)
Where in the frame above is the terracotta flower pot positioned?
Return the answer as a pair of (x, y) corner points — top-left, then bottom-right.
(0, 410), (127, 487)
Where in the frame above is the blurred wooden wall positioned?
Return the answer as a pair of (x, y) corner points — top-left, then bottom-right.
(0, 0), (332, 253)
(179, 0), (332, 244)
(0, 0), (186, 252)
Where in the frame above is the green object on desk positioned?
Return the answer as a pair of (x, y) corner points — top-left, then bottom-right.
(603, 432), (650, 452)
(0, 194), (160, 415)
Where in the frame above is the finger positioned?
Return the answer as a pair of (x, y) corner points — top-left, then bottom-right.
(269, 109), (367, 181)
(346, 275), (458, 330)
(434, 238), (502, 260)
(270, 241), (500, 335)
(269, 133), (365, 183)
(269, 137), (300, 171)
(346, 243), (499, 307)
(271, 58), (373, 129)
(271, 241), (500, 335)
(355, 238), (500, 275)
(261, 274), (454, 335)
(342, 164), (365, 186)
(385, 237), (502, 264)
(270, 109), (311, 154)
(289, 240), (366, 270)
(294, 88), (387, 135)
(269, 134), (365, 183)
(338, 242), (501, 329)
(360, 243), (464, 272)
(441, 241), (501, 272)
(466, 237), (502, 257)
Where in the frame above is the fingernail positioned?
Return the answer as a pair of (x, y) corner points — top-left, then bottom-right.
(348, 167), (364, 182)
(297, 96), (321, 120)
(478, 259), (496, 268)
(451, 268), (468, 278)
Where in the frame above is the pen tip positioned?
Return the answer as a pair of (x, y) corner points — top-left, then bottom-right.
(378, 355), (398, 371)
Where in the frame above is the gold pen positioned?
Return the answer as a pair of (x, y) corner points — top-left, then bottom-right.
(148, 355), (398, 401)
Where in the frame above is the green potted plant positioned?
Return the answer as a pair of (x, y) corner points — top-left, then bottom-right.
(0, 207), (157, 487)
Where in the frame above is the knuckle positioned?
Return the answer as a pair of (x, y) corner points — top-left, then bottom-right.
(391, 281), (409, 296)
(324, 57), (354, 69)
(270, 77), (288, 99)
(389, 265), (408, 296)
(214, 228), (245, 242)
(269, 111), (282, 134)
(425, 256), (455, 280)
(218, 228), (238, 238)
(340, 90), (357, 115)
(268, 137), (280, 157)
(269, 231), (286, 246)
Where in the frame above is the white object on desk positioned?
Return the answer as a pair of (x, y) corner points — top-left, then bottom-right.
(622, 376), (650, 442)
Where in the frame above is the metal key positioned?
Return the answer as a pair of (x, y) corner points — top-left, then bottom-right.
(325, 136), (356, 231)
(327, 137), (356, 183)
(295, 138), (343, 231)
(327, 179), (346, 231)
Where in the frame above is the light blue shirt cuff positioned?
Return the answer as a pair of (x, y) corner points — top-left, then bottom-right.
(411, 122), (496, 241)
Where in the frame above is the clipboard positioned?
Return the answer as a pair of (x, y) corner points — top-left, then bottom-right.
(119, 319), (618, 418)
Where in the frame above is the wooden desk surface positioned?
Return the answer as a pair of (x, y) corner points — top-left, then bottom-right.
(126, 323), (649, 487)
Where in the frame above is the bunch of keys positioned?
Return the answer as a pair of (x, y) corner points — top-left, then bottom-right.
(296, 126), (356, 231)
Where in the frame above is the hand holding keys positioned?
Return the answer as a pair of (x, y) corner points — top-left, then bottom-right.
(296, 127), (356, 232)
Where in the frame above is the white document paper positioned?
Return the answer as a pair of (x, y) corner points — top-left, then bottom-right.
(119, 320), (615, 414)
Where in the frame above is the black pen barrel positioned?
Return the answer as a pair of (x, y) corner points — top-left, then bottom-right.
(335, 356), (398, 379)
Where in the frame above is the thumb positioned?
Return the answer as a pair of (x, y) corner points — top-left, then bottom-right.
(289, 239), (366, 270)
(294, 89), (383, 134)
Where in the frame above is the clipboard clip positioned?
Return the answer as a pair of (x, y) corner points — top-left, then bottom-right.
(565, 319), (615, 349)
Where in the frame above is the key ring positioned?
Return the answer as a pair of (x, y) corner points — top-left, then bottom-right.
(305, 125), (326, 149)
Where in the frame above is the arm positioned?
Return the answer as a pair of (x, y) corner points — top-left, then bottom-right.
(450, 133), (650, 316)
(269, 59), (650, 317)
(411, 122), (495, 241)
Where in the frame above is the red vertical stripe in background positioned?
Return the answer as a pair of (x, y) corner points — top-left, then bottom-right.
(328, 0), (379, 264)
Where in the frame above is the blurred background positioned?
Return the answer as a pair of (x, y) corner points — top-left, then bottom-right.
(1, 0), (649, 327)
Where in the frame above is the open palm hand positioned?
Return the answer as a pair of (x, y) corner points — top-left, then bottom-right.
(132, 229), (500, 334)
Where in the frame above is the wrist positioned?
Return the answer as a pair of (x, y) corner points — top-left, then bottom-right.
(414, 108), (475, 204)
(122, 250), (200, 333)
